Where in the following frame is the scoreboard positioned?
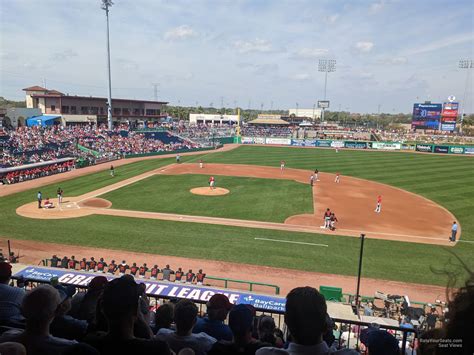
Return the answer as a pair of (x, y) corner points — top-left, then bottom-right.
(412, 103), (442, 130)
(440, 102), (458, 131)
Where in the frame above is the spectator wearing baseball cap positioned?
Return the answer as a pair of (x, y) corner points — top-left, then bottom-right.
(51, 284), (89, 341)
(84, 275), (170, 355)
(0, 261), (25, 326)
(0, 284), (79, 354)
(193, 294), (233, 341)
(360, 327), (399, 355)
(209, 304), (271, 355)
(257, 286), (358, 355)
(70, 275), (108, 325)
(156, 299), (216, 355)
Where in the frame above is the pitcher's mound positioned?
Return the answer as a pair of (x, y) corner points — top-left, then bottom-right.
(190, 187), (229, 196)
(78, 198), (112, 208)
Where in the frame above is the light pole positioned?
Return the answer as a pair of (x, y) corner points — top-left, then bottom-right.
(101, 0), (114, 131)
(355, 233), (366, 311)
(318, 59), (336, 123)
(459, 59), (473, 133)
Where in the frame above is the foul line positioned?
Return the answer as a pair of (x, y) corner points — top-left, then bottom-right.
(255, 237), (329, 247)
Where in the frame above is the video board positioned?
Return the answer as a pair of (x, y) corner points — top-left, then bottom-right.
(412, 103), (442, 130)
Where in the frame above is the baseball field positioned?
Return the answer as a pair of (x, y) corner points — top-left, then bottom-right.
(1, 145), (473, 291)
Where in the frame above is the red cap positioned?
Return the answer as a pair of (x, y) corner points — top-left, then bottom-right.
(208, 293), (233, 310)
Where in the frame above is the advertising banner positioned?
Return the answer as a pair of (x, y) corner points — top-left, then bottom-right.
(242, 137), (254, 144)
(434, 145), (449, 154)
(253, 137), (266, 144)
(265, 138), (291, 145)
(372, 142), (401, 150)
(464, 147), (474, 155)
(291, 139), (317, 147)
(330, 141), (345, 148)
(14, 267), (286, 313)
(416, 144), (433, 153)
(449, 146), (465, 154)
(315, 140), (332, 147)
(412, 103), (442, 130)
(344, 141), (368, 149)
(441, 124), (456, 131)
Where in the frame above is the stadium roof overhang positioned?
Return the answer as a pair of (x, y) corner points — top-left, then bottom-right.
(247, 118), (289, 125)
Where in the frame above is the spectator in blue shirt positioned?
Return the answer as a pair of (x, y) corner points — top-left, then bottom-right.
(0, 261), (25, 326)
(193, 294), (233, 341)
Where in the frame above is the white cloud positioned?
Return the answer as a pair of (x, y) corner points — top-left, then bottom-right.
(355, 41), (374, 53)
(233, 38), (273, 54)
(292, 73), (311, 81)
(291, 48), (329, 60)
(164, 25), (197, 41)
(369, 1), (385, 14)
(378, 57), (407, 65)
(326, 14), (339, 24)
(51, 49), (78, 61)
(403, 33), (474, 56)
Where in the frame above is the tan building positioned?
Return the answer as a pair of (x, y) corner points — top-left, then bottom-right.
(23, 85), (168, 125)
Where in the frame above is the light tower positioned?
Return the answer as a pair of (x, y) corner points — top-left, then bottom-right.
(318, 59), (336, 122)
(101, 0), (114, 130)
(459, 59), (473, 133)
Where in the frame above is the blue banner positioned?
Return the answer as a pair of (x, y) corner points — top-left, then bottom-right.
(291, 139), (317, 147)
(315, 140), (332, 147)
(14, 267), (286, 312)
(344, 141), (368, 149)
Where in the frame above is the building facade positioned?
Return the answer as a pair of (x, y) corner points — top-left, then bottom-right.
(23, 86), (168, 126)
(189, 113), (239, 125)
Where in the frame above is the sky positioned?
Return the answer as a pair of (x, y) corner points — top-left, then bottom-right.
(1, 0), (473, 113)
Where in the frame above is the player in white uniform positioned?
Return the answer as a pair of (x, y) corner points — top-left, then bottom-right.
(280, 160), (285, 172)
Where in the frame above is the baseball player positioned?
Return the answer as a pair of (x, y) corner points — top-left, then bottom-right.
(199, 159), (204, 169)
(323, 208), (332, 228)
(334, 172), (340, 183)
(209, 176), (215, 190)
(57, 187), (63, 204)
(375, 195), (382, 213)
(176, 154), (181, 163)
(280, 160), (285, 172)
(314, 169), (320, 181)
(330, 212), (338, 231)
(310, 174), (315, 187)
(110, 165), (115, 177)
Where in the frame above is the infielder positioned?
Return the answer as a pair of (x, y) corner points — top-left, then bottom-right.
(314, 169), (320, 181)
(323, 208), (332, 228)
(280, 160), (285, 172)
(199, 159), (204, 169)
(209, 176), (215, 189)
(57, 187), (63, 204)
(310, 174), (314, 187)
(334, 172), (340, 183)
(375, 195), (382, 213)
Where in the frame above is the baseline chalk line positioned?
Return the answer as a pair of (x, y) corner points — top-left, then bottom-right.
(254, 237), (329, 247)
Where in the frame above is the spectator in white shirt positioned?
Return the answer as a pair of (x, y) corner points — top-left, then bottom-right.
(156, 299), (216, 355)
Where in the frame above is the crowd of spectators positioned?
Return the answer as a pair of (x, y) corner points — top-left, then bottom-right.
(47, 255), (207, 285)
(241, 126), (294, 138)
(174, 123), (236, 141)
(376, 130), (474, 145)
(1, 160), (75, 185)
(0, 259), (472, 354)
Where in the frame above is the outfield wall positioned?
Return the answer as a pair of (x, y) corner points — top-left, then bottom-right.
(239, 137), (473, 155)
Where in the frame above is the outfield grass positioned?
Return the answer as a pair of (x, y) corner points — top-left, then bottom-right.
(102, 175), (313, 222)
(1, 146), (473, 287)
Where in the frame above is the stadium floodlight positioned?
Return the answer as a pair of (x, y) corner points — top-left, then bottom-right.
(458, 59), (473, 133)
(101, 0), (114, 130)
(317, 59), (336, 122)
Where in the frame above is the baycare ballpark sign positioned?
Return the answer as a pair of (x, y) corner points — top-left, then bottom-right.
(14, 267), (286, 312)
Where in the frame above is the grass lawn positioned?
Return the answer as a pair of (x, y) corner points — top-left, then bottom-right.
(1, 146), (473, 287)
(101, 174), (313, 222)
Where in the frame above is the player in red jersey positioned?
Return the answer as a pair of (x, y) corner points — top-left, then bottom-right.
(375, 195), (382, 213)
(334, 172), (340, 183)
(209, 176), (215, 189)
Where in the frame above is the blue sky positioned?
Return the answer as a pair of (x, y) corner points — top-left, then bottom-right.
(1, 0), (473, 113)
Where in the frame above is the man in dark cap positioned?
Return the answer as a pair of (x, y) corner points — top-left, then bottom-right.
(193, 293), (233, 341)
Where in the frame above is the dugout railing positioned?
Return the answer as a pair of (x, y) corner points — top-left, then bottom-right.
(41, 259), (281, 295)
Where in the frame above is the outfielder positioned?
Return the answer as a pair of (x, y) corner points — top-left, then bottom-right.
(375, 195), (382, 213)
